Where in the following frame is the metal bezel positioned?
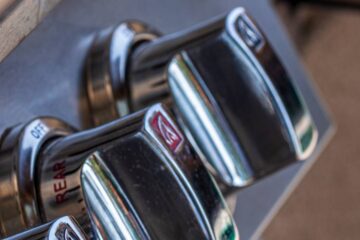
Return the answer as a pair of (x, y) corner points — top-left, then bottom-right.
(0, 117), (74, 236)
(86, 21), (160, 126)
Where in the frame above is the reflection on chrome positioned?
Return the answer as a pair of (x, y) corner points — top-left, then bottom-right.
(81, 152), (144, 240)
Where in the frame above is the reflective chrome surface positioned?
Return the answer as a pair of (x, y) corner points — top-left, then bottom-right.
(78, 104), (238, 239)
(0, 118), (74, 237)
(85, 7), (318, 188)
(5, 216), (87, 240)
(81, 153), (146, 240)
(226, 8), (318, 160)
(143, 105), (238, 240)
(0, 1), (334, 239)
(86, 21), (159, 126)
(168, 53), (253, 187)
(38, 110), (145, 231)
(0, 104), (237, 239)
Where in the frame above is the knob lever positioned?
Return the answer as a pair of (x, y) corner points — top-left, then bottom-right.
(79, 105), (238, 240)
(0, 104), (237, 239)
(86, 7), (318, 189)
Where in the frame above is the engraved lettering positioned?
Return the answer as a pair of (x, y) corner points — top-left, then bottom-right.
(30, 122), (47, 139)
(52, 160), (68, 204)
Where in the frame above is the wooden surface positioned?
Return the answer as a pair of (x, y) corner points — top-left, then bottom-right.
(0, 0), (61, 62)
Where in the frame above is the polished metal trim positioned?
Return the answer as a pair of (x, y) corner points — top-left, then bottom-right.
(86, 21), (160, 126)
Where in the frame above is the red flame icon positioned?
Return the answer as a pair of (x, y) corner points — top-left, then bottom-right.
(151, 112), (183, 153)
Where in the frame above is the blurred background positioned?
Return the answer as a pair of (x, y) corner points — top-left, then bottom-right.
(264, 1), (360, 239)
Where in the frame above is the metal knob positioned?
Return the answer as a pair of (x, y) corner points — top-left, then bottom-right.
(5, 216), (88, 240)
(0, 104), (238, 239)
(86, 7), (318, 188)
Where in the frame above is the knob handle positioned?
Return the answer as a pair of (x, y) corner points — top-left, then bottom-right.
(86, 7), (318, 188)
(0, 105), (237, 239)
(79, 105), (238, 239)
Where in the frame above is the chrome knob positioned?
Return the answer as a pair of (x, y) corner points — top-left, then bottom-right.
(0, 104), (237, 239)
(86, 7), (318, 188)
